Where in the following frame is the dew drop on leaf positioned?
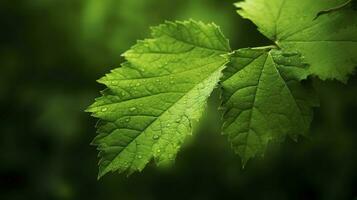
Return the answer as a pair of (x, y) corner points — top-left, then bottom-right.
(101, 107), (108, 112)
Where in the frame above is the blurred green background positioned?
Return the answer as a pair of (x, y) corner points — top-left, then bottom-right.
(1, 0), (356, 199)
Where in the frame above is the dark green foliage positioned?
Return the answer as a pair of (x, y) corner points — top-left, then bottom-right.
(2, 0), (357, 199)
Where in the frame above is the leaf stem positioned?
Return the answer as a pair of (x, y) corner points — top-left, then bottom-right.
(251, 45), (278, 50)
(314, 0), (352, 20)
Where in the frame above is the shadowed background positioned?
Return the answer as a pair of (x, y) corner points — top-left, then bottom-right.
(0, 0), (356, 199)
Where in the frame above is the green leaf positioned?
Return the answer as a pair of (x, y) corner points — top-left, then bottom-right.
(87, 20), (230, 178)
(221, 48), (319, 164)
(236, 0), (357, 82)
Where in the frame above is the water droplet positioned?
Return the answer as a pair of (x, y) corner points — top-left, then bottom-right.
(136, 83), (140, 86)
(121, 92), (126, 96)
(170, 81), (174, 84)
(153, 135), (159, 140)
(137, 155), (142, 159)
(167, 123), (171, 127)
(129, 107), (136, 112)
(156, 149), (161, 153)
(101, 107), (108, 112)
(125, 118), (131, 122)
(148, 86), (154, 91)
(175, 119), (180, 123)
(111, 80), (118, 85)
(156, 79), (160, 82)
